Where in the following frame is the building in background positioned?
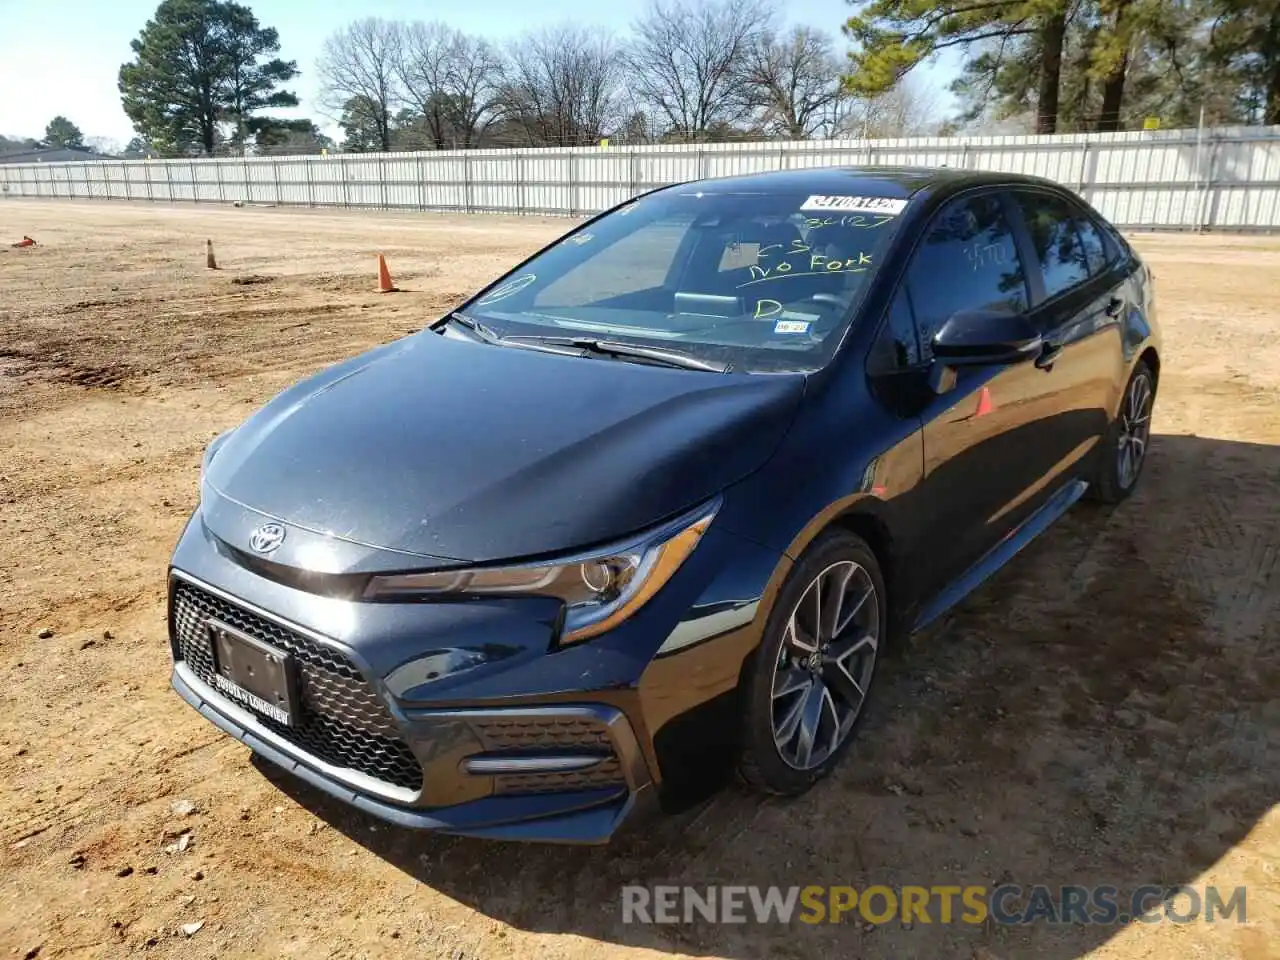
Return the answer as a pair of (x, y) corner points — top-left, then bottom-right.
(0, 146), (116, 164)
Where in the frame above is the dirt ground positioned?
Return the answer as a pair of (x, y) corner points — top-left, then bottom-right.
(0, 200), (1277, 960)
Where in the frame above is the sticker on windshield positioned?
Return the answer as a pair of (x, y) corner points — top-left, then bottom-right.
(476, 273), (536, 305)
(774, 319), (811, 335)
(800, 195), (908, 215)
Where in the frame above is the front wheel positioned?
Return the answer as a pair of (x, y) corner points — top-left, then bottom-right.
(738, 530), (885, 796)
(1088, 360), (1155, 504)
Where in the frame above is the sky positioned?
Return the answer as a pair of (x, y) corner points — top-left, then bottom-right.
(0, 0), (955, 147)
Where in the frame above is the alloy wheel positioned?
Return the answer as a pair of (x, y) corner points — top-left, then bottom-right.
(771, 560), (879, 770)
(1117, 371), (1153, 489)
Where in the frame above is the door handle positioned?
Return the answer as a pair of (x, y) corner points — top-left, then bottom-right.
(1104, 296), (1124, 318)
(1035, 342), (1062, 371)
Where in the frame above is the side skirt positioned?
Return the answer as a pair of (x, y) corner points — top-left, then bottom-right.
(911, 479), (1090, 633)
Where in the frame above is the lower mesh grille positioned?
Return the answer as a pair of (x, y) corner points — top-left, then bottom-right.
(493, 758), (626, 796)
(470, 714), (627, 796)
(171, 579), (423, 792)
(471, 715), (615, 752)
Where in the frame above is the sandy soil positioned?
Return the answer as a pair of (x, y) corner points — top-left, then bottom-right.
(0, 200), (1277, 960)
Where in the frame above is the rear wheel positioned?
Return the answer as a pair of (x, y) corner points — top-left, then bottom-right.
(739, 530), (885, 796)
(1088, 361), (1155, 504)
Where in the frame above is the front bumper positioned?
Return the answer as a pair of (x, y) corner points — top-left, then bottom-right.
(167, 503), (784, 843)
(172, 660), (656, 842)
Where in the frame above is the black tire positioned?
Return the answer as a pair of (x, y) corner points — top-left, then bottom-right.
(738, 529), (886, 796)
(1088, 360), (1156, 504)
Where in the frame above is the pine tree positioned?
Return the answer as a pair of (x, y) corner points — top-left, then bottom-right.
(118, 0), (298, 155)
(843, 0), (1076, 133)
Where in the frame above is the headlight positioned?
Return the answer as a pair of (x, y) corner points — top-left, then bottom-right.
(363, 500), (719, 645)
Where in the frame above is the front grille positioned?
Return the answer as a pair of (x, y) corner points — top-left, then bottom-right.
(171, 580), (423, 792)
(470, 714), (627, 796)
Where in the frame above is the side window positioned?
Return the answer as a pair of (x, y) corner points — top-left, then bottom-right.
(1014, 192), (1092, 299)
(1073, 214), (1109, 276)
(906, 194), (1028, 356)
(1097, 218), (1129, 265)
(868, 288), (921, 373)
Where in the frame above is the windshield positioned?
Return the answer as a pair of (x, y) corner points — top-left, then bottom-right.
(460, 187), (908, 373)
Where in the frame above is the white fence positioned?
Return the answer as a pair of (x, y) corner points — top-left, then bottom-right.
(3, 125), (1280, 231)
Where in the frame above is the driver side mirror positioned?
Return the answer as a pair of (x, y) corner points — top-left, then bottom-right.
(928, 309), (1042, 394)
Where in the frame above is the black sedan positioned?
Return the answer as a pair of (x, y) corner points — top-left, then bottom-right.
(168, 166), (1160, 842)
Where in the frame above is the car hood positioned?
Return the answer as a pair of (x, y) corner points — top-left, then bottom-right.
(203, 331), (804, 567)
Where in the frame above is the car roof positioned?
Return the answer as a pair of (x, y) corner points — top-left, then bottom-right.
(684, 165), (1061, 204)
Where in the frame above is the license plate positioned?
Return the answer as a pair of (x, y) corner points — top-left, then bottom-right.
(207, 619), (299, 727)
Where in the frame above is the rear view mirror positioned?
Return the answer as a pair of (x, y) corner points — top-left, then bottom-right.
(932, 309), (1042, 367)
(674, 292), (743, 318)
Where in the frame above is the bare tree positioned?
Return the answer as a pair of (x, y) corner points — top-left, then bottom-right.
(395, 21), (454, 148)
(498, 26), (623, 146)
(396, 22), (503, 149)
(626, 0), (774, 141)
(447, 33), (505, 148)
(837, 76), (944, 139)
(317, 18), (401, 152)
(742, 26), (844, 139)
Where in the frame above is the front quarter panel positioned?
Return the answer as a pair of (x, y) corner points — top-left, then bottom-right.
(631, 369), (925, 805)
(713, 369), (926, 599)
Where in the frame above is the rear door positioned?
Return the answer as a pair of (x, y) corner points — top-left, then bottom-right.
(1008, 189), (1128, 481)
(893, 190), (1078, 596)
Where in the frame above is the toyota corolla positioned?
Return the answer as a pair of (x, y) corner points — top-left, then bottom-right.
(168, 167), (1159, 842)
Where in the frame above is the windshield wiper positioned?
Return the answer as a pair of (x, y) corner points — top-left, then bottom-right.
(502, 335), (730, 373)
(439, 316), (728, 371)
(438, 313), (586, 357)
(439, 311), (501, 343)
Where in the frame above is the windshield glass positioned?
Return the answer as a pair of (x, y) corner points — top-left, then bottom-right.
(461, 187), (908, 373)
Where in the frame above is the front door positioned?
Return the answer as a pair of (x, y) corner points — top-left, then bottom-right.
(899, 191), (1079, 597)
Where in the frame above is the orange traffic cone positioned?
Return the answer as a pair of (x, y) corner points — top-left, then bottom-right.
(974, 385), (995, 418)
(206, 239), (218, 269)
(377, 253), (397, 293)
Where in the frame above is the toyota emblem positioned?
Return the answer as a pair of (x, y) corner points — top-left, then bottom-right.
(249, 522), (286, 553)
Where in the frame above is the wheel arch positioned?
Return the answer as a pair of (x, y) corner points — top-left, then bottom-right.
(792, 499), (898, 600)
(742, 496), (902, 677)
(828, 509), (894, 573)
(1138, 345), (1160, 386)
